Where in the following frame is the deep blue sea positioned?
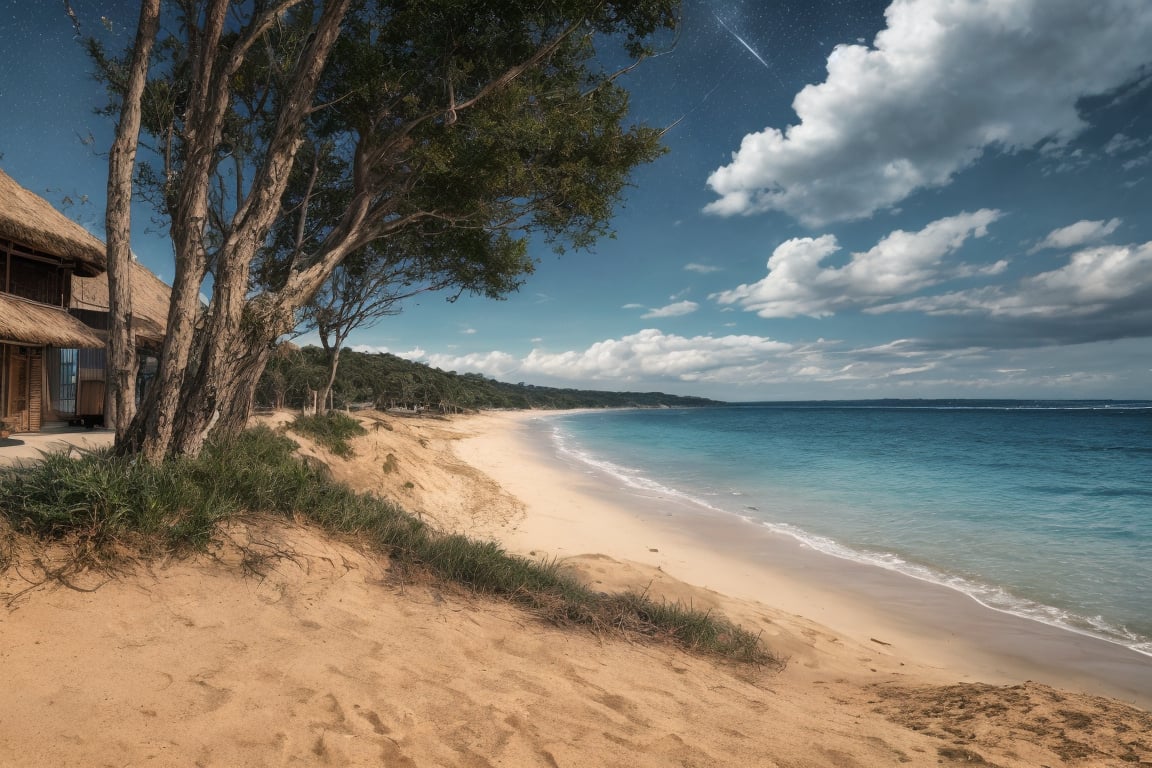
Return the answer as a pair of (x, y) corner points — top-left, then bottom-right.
(542, 401), (1152, 655)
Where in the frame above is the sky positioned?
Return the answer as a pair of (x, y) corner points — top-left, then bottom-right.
(1, 0), (1151, 401)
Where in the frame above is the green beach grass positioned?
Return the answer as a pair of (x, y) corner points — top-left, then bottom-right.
(0, 421), (779, 667)
(287, 411), (368, 457)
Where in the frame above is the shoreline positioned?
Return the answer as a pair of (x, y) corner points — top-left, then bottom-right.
(454, 409), (1152, 709)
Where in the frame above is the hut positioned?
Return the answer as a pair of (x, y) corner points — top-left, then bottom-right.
(69, 261), (172, 420)
(0, 168), (170, 434)
(1, 169), (107, 435)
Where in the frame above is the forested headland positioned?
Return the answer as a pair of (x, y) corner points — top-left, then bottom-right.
(255, 345), (722, 412)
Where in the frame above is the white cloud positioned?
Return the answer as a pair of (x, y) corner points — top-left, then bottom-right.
(1030, 218), (1122, 252)
(871, 240), (1152, 319)
(787, 338), (1149, 395)
(462, 327), (477, 335)
(1122, 153), (1152, 171)
(418, 329), (793, 384)
(705, 0), (1152, 225)
(408, 330), (1152, 395)
(1101, 132), (1147, 156)
(685, 262), (723, 274)
(1104, 133), (1151, 155)
(423, 350), (521, 378)
(711, 210), (1001, 318)
(350, 344), (427, 360)
(622, 303), (645, 310)
(642, 300), (700, 319)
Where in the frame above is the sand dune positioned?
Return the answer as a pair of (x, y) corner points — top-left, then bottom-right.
(1, 410), (1150, 766)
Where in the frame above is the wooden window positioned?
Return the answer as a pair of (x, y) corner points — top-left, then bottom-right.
(7, 255), (63, 305)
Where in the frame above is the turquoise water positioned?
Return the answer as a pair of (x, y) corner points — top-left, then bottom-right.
(541, 401), (1152, 655)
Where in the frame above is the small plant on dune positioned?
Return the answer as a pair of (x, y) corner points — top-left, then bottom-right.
(287, 412), (367, 458)
(0, 427), (781, 667)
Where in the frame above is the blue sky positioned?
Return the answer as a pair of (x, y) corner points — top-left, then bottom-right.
(2, 0), (1151, 401)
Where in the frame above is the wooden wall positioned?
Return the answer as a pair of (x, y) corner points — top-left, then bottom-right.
(29, 347), (42, 432)
(1, 345), (45, 433)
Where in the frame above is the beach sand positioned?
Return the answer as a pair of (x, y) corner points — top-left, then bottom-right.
(1, 409), (1150, 766)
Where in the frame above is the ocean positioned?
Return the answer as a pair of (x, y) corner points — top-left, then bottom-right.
(536, 401), (1152, 656)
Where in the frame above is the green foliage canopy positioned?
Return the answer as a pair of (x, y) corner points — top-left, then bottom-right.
(91, 0), (680, 305)
(85, 0), (682, 459)
(257, 345), (722, 411)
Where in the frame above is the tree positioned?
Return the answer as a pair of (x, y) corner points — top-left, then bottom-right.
(97, 0), (678, 461)
(304, 254), (406, 414)
(101, 0), (161, 440)
(281, 144), (533, 415)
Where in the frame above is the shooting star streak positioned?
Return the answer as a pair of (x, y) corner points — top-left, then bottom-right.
(713, 12), (772, 70)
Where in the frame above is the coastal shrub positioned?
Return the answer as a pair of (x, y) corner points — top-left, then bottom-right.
(0, 427), (779, 667)
(621, 592), (765, 661)
(0, 449), (230, 551)
(288, 411), (367, 457)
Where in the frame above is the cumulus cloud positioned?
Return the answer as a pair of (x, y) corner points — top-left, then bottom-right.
(1030, 218), (1122, 252)
(642, 300), (699, 319)
(417, 331), (1004, 390)
(871, 241), (1152, 341)
(711, 210), (1001, 318)
(423, 350), (521, 379)
(419, 329), (793, 384)
(705, 0), (1152, 225)
(409, 329), (1150, 395)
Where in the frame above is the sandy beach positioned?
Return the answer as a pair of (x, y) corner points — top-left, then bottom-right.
(2, 409), (1150, 766)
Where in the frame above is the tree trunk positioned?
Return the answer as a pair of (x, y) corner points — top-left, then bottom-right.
(166, 271), (284, 456)
(319, 355), (335, 415)
(120, 0), (233, 462)
(122, 0), (351, 461)
(106, 0), (160, 443)
(317, 336), (345, 416)
(171, 338), (274, 456)
(120, 258), (205, 460)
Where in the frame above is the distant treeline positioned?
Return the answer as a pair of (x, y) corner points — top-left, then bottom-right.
(255, 345), (722, 412)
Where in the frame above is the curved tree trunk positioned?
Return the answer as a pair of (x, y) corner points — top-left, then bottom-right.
(170, 335), (275, 456)
(106, 0), (160, 443)
(316, 345), (342, 416)
(167, 277), (289, 456)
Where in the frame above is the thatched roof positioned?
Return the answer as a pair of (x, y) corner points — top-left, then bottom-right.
(0, 168), (106, 276)
(0, 294), (104, 348)
(70, 261), (172, 347)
